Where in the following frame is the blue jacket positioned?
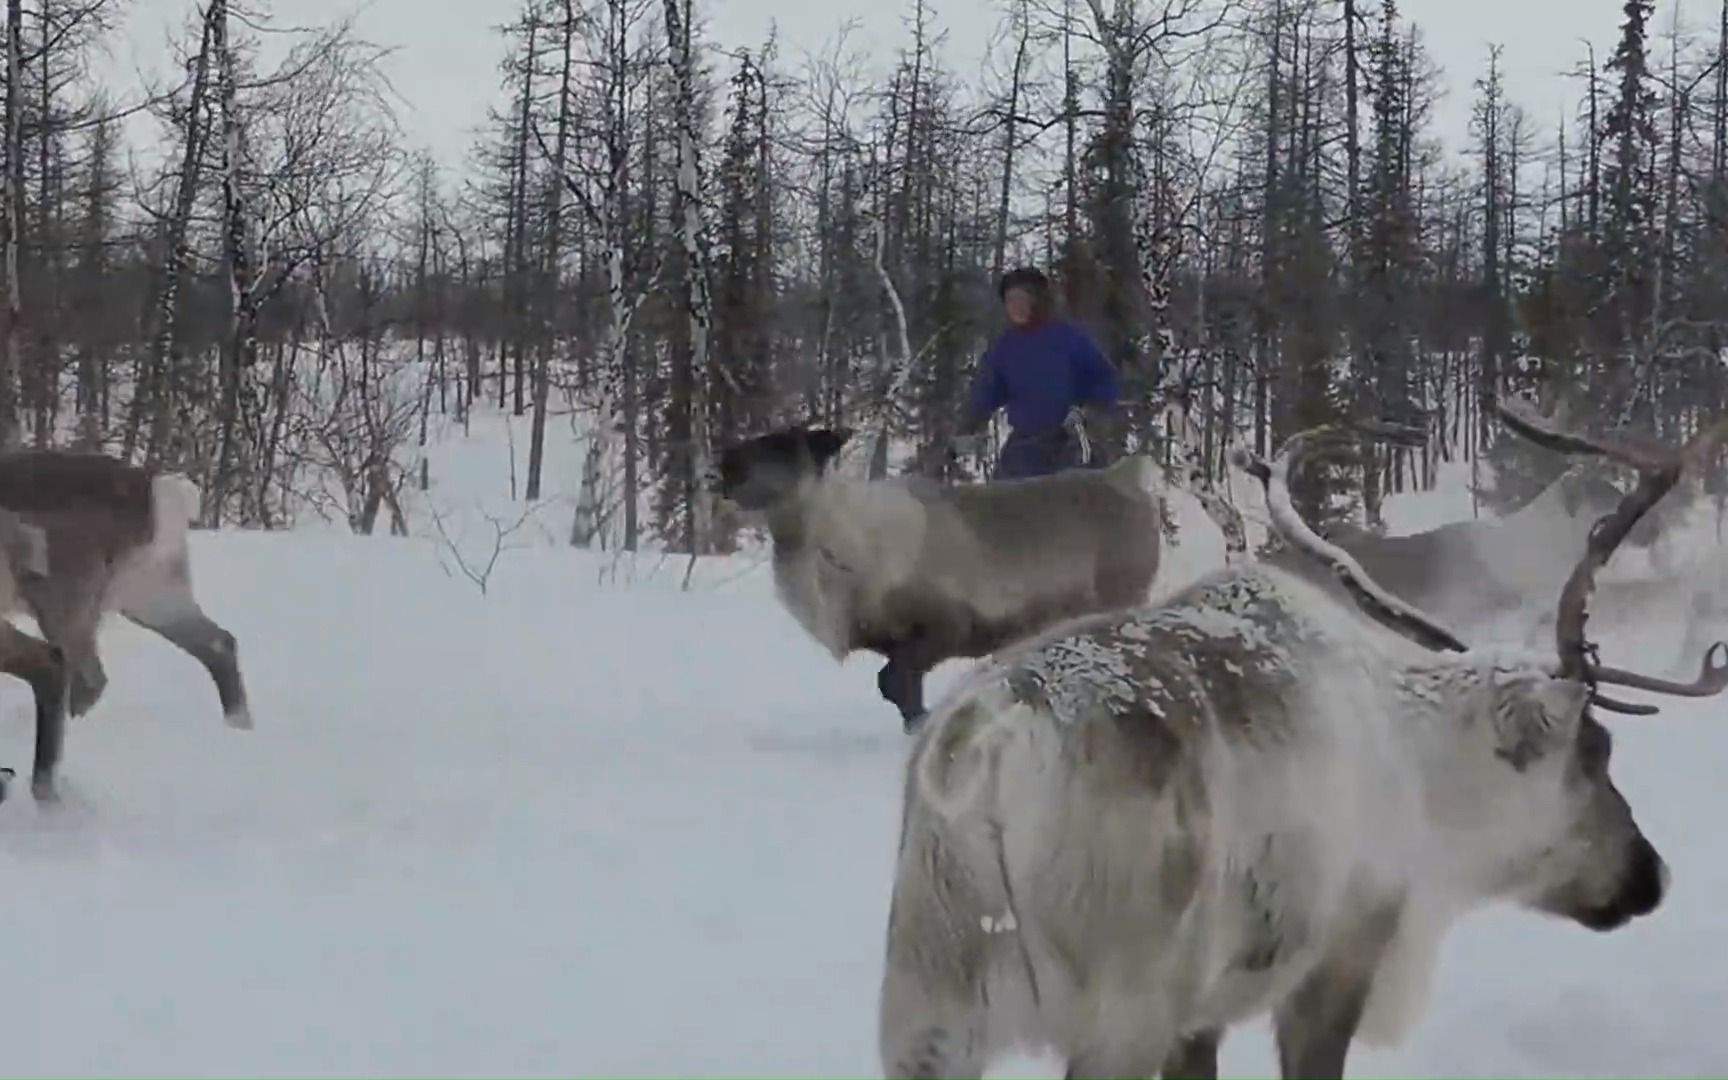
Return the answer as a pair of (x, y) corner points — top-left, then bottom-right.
(965, 318), (1121, 436)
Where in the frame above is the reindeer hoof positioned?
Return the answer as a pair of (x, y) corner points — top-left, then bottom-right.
(225, 706), (254, 731)
(68, 683), (104, 719)
(28, 766), (60, 804)
(902, 709), (928, 736)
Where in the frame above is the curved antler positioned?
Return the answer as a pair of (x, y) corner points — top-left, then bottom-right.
(1594, 641), (1728, 697)
(1494, 394), (1728, 715)
(1233, 420), (1469, 655)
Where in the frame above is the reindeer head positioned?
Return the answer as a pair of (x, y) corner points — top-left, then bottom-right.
(1239, 404), (1728, 936)
(1435, 662), (1664, 932)
(715, 426), (852, 511)
(1491, 399), (1728, 927)
(1552, 466), (1670, 550)
(1553, 467), (1624, 521)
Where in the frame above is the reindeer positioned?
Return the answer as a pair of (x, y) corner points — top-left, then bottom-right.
(0, 450), (251, 801)
(875, 399), (1727, 1079)
(1278, 401), (1720, 647)
(1267, 462), (1644, 637)
(714, 425), (1163, 731)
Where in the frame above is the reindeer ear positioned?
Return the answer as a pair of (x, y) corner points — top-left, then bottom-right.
(806, 428), (852, 470)
(1491, 676), (1590, 772)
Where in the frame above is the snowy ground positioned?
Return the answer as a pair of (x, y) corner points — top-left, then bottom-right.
(0, 412), (1725, 1076)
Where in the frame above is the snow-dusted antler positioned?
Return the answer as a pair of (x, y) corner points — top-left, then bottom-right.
(1231, 420), (1465, 654)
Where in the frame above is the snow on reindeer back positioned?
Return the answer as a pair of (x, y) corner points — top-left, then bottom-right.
(992, 563), (1403, 726)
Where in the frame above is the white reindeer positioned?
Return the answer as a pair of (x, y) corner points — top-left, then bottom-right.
(876, 398), (1728, 1079)
(1281, 402), (1707, 648)
(0, 449), (252, 801)
(715, 426), (1163, 731)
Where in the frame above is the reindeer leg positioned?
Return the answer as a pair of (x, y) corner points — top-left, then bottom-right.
(1270, 904), (1402, 1080)
(877, 891), (988, 1078)
(117, 552), (250, 729)
(1270, 966), (1372, 1080)
(880, 1016), (985, 1080)
(877, 658), (903, 708)
(896, 666), (930, 732)
(1064, 1029), (1176, 1080)
(68, 653), (108, 718)
(891, 622), (962, 734)
(877, 644), (932, 734)
(877, 660), (929, 733)
(22, 575), (105, 717)
(1063, 983), (1180, 1080)
(1159, 1028), (1222, 1079)
(0, 620), (68, 802)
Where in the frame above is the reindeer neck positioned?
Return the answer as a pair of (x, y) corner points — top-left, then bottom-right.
(764, 496), (815, 554)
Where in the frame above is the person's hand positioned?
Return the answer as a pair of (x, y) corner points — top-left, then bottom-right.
(1064, 406), (1095, 463)
(1063, 405), (1088, 438)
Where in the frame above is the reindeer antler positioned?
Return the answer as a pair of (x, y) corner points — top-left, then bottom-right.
(1233, 420), (1470, 654)
(1493, 395), (1728, 715)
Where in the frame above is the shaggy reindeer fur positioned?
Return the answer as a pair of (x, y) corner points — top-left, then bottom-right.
(715, 426), (1162, 731)
(0, 450), (251, 801)
(877, 411), (1721, 1079)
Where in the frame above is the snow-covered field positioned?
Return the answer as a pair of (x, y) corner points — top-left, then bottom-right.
(1, 408), (1725, 1077)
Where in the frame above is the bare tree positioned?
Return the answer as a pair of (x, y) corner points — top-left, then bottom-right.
(662, 0), (717, 554)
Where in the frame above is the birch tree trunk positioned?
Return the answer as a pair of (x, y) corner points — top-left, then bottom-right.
(869, 213), (914, 480)
(28, 6), (53, 447)
(0, 0), (24, 448)
(566, 0), (649, 550)
(570, 243), (642, 548)
(663, 0), (714, 555)
(207, 0), (260, 525)
(137, 5), (216, 466)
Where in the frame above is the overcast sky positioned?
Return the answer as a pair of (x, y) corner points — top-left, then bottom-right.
(100, 0), (1705, 176)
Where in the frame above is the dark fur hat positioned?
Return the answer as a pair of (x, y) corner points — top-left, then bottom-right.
(998, 266), (1051, 299)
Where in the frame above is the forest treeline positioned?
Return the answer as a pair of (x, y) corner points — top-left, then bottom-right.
(5, 0), (1724, 551)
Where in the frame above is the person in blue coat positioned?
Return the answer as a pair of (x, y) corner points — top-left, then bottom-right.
(954, 266), (1122, 480)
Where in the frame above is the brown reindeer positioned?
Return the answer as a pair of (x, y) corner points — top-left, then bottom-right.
(0, 450), (251, 801)
(715, 426), (1164, 731)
